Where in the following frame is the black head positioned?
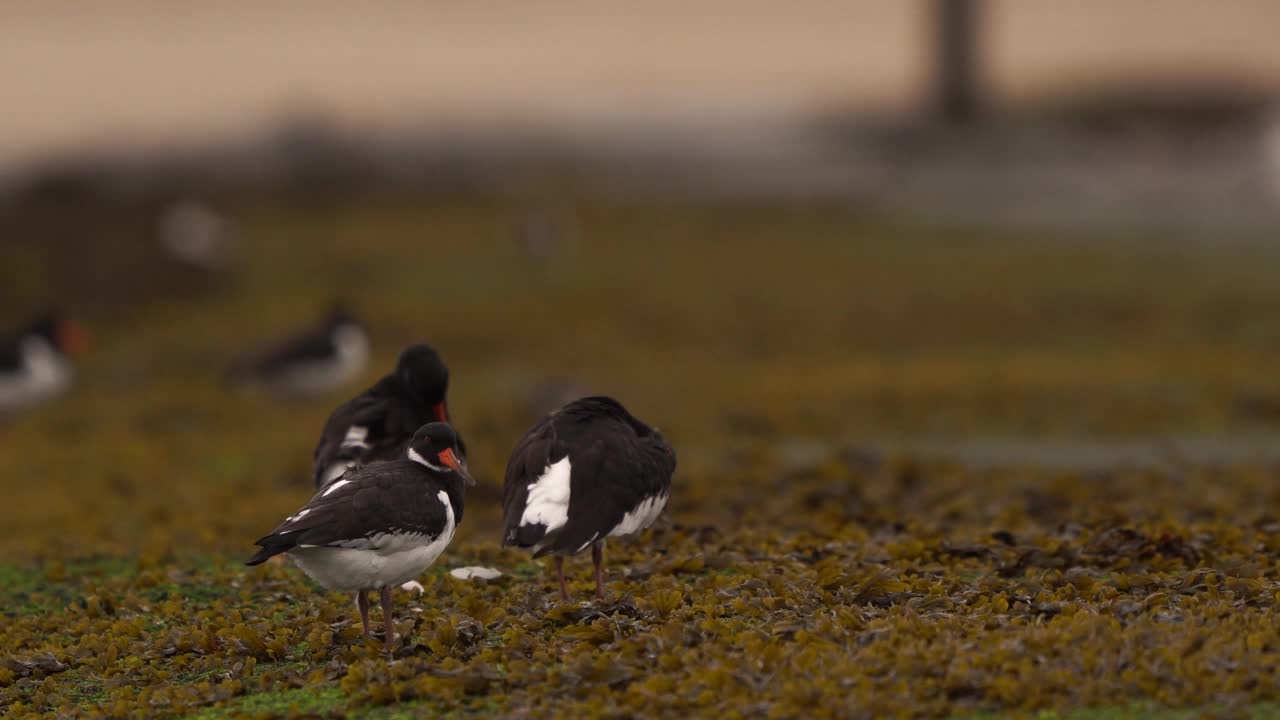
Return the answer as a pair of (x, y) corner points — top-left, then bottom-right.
(395, 344), (451, 419)
(21, 310), (89, 355)
(407, 422), (473, 485)
(324, 302), (362, 331)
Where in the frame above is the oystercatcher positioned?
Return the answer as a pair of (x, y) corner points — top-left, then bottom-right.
(247, 422), (472, 651)
(226, 304), (368, 396)
(0, 311), (89, 413)
(312, 344), (462, 489)
(501, 396), (675, 600)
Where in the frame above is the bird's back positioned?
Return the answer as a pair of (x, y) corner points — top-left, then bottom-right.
(501, 397), (675, 554)
(312, 376), (418, 484)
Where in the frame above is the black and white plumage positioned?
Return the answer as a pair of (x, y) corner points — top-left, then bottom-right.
(501, 396), (675, 600)
(312, 344), (462, 489)
(0, 311), (88, 413)
(226, 305), (369, 396)
(247, 422), (472, 651)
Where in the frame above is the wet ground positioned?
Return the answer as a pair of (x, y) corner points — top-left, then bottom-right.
(3, 196), (1280, 718)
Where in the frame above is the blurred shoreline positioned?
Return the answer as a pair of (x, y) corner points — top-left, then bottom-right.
(5, 1), (1280, 227)
(6, 108), (1280, 232)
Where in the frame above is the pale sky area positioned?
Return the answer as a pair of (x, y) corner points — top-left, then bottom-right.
(2, 0), (1279, 174)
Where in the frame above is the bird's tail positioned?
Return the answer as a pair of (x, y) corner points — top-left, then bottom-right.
(504, 522), (551, 553)
(245, 534), (297, 566)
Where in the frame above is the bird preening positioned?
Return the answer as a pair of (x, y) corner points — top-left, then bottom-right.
(312, 343), (460, 489)
(501, 396), (675, 600)
(246, 341), (674, 653)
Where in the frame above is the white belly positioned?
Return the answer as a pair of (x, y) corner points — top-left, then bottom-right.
(290, 530), (453, 591)
(0, 359), (72, 412)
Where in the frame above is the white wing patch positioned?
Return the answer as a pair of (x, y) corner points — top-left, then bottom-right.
(341, 425), (370, 450)
(0, 338), (74, 412)
(519, 456), (572, 532)
(609, 492), (668, 537)
(322, 478), (352, 497)
(319, 461), (353, 487)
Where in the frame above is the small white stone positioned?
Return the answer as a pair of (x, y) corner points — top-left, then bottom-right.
(449, 566), (502, 581)
(400, 580), (425, 594)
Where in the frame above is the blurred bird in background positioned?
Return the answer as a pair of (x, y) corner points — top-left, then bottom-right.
(0, 310), (89, 414)
(225, 303), (369, 397)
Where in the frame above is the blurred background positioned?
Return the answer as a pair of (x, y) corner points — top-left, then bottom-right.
(6, 0), (1280, 219)
(4, 0), (1280, 558)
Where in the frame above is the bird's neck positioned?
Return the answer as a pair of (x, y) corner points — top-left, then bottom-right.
(437, 475), (467, 524)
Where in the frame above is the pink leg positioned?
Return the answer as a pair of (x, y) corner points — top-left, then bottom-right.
(357, 591), (371, 638)
(380, 586), (396, 653)
(555, 556), (570, 601)
(592, 541), (606, 600)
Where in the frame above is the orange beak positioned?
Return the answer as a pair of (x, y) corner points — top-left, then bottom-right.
(437, 447), (474, 486)
(58, 320), (90, 354)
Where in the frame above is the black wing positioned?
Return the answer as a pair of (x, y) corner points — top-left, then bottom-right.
(0, 343), (22, 372)
(500, 415), (559, 547)
(501, 411), (675, 556)
(248, 463), (451, 565)
(229, 327), (335, 381)
(0, 325), (31, 371)
(312, 391), (397, 487)
(542, 428), (673, 556)
(311, 377), (464, 488)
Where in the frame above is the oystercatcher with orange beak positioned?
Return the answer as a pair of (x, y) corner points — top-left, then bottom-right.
(312, 344), (463, 490)
(502, 396), (675, 600)
(0, 310), (89, 413)
(247, 422), (472, 651)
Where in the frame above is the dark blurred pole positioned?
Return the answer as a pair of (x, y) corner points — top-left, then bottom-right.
(932, 0), (982, 125)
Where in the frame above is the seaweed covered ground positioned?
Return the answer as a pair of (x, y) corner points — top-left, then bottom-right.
(5, 196), (1280, 718)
